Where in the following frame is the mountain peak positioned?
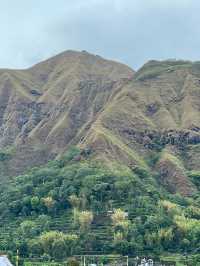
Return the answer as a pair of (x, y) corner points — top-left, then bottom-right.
(0, 52), (199, 197)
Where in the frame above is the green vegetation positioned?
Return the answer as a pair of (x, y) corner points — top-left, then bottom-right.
(188, 171), (200, 189)
(24, 261), (64, 266)
(135, 60), (193, 81)
(0, 147), (199, 264)
(1, 50), (200, 266)
(0, 146), (15, 161)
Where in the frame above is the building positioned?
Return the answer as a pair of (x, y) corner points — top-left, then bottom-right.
(0, 256), (13, 266)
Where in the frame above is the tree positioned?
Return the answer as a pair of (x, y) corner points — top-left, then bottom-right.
(42, 196), (55, 213)
(31, 196), (40, 211)
(69, 194), (80, 209)
(111, 209), (130, 241)
(111, 209), (126, 224)
(36, 214), (50, 232)
(28, 239), (43, 256)
(52, 238), (67, 260)
(39, 231), (78, 259)
(69, 195), (81, 226)
(19, 220), (38, 238)
(67, 257), (80, 266)
(78, 210), (93, 232)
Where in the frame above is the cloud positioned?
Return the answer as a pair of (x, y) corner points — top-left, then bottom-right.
(0, 0), (200, 69)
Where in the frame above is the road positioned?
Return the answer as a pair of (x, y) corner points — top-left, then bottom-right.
(0, 256), (13, 266)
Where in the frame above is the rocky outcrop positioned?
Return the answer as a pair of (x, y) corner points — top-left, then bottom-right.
(121, 128), (200, 149)
(156, 154), (196, 196)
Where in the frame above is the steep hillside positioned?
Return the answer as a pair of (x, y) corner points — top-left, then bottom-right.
(0, 51), (134, 176)
(82, 60), (200, 196)
(0, 53), (200, 262)
(0, 54), (200, 196)
(0, 147), (200, 263)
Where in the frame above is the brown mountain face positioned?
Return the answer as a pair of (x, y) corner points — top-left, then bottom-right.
(0, 51), (134, 176)
(0, 52), (200, 196)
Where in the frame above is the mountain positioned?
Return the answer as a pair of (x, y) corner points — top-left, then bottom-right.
(0, 52), (200, 263)
(0, 50), (134, 177)
(1, 52), (200, 196)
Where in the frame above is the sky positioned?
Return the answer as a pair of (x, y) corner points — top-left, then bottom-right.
(1, 0), (200, 70)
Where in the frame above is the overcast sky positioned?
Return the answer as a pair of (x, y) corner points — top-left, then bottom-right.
(0, 0), (200, 70)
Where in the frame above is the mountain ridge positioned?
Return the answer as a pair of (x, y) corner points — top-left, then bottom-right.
(0, 51), (200, 196)
(0, 51), (200, 262)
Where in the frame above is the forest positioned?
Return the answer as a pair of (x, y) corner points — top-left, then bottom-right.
(0, 147), (200, 265)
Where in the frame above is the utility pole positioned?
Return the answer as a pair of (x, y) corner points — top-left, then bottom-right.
(83, 256), (86, 266)
(16, 249), (19, 266)
(126, 256), (128, 266)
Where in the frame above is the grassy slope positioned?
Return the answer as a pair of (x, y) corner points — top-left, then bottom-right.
(0, 55), (200, 263)
(0, 148), (199, 264)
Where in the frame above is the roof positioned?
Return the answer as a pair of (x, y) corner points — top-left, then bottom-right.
(0, 256), (13, 266)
